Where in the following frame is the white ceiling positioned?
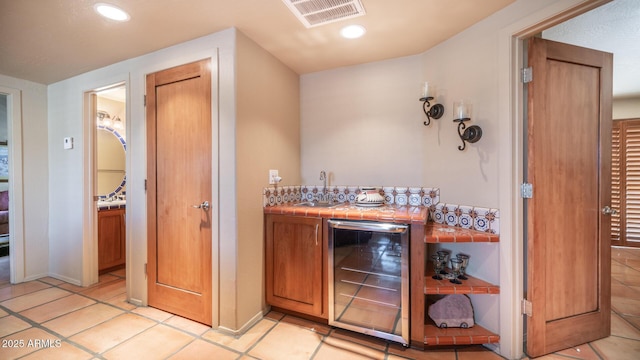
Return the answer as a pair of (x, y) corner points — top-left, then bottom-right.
(0, 0), (515, 85)
(543, 0), (640, 98)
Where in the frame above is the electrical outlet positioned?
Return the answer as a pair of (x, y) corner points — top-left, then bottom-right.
(269, 169), (279, 184)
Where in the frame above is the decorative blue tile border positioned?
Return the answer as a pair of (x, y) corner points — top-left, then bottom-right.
(263, 186), (440, 208)
(262, 186), (498, 234)
(430, 203), (500, 234)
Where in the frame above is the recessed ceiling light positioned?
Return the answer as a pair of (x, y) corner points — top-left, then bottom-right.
(340, 25), (366, 39)
(94, 3), (130, 22)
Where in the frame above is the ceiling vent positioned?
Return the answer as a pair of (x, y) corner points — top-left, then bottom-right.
(282, 0), (366, 28)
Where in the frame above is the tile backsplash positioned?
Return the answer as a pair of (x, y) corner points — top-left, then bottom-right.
(262, 185), (500, 234)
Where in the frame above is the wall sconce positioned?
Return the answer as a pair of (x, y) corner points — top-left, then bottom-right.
(419, 82), (444, 126)
(453, 100), (482, 151)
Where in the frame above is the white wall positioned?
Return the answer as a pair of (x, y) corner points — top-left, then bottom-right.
(0, 74), (49, 280)
(300, 0), (596, 358)
(301, 55), (424, 188)
(613, 97), (640, 119)
(47, 28), (238, 329)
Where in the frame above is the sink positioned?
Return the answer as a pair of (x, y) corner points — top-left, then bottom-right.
(294, 201), (340, 208)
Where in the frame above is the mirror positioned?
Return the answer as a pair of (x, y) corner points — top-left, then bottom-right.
(97, 126), (126, 198)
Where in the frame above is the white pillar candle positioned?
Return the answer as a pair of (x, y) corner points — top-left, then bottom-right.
(453, 100), (470, 119)
(422, 82), (430, 98)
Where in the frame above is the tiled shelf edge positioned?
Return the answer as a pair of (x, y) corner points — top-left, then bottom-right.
(424, 321), (500, 346)
(425, 223), (499, 243)
(424, 268), (499, 295)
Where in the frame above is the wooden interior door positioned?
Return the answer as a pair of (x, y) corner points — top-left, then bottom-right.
(147, 59), (213, 325)
(526, 37), (612, 357)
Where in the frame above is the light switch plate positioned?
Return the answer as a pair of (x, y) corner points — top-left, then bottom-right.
(63, 137), (73, 150)
(269, 169), (279, 184)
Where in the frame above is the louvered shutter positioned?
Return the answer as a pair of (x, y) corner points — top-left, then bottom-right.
(611, 121), (621, 245)
(611, 119), (640, 248)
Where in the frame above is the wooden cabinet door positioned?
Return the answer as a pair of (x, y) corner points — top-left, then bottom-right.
(98, 209), (125, 272)
(265, 214), (325, 317)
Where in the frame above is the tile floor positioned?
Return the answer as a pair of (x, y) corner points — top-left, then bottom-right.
(0, 247), (637, 359)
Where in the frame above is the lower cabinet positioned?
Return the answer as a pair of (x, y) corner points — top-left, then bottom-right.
(265, 214), (326, 318)
(98, 208), (126, 273)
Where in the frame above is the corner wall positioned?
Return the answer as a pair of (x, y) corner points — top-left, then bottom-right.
(0, 74), (49, 281)
(234, 31), (301, 329)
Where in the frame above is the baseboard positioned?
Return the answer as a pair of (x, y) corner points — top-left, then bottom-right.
(21, 272), (51, 283)
(46, 273), (81, 286)
(217, 310), (264, 336)
(128, 297), (144, 307)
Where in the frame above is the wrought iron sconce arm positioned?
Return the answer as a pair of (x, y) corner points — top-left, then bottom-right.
(454, 117), (482, 151)
(420, 96), (444, 126)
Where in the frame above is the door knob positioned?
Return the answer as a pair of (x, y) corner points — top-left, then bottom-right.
(192, 201), (210, 210)
(602, 206), (618, 215)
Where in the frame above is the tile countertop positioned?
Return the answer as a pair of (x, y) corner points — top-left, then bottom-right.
(264, 204), (500, 243)
(263, 203), (429, 224)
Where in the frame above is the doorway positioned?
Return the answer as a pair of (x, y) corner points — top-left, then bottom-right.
(0, 86), (25, 285)
(0, 94), (8, 286)
(95, 85), (127, 276)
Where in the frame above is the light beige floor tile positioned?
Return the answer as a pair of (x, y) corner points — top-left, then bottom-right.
(202, 319), (276, 352)
(80, 279), (125, 302)
(104, 293), (137, 311)
(0, 315), (32, 337)
(248, 322), (323, 360)
(20, 340), (93, 360)
(132, 306), (173, 322)
(98, 274), (120, 284)
(70, 313), (156, 354)
(42, 303), (124, 337)
(328, 328), (388, 351)
(38, 277), (66, 286)
(623, 314), (640, 330)
(612, 296), (640, 316)
(456, 345), (503, 360)
(0, 327), (60, 359)
(281, 315), (331, 336)
(57, 283), (86, 293)
(612, 312), (640, 340)
(102, 324), (194, 360)
(0, 281), (51, 302)
(591, 336), (640, 360)
(164, 315), (210, 336)
(108, 268), (126, 278)
(167, 339), (239, 360)
(264, 311), (285, 322)
(19, 294), (96, 323)
(314, 336), (385, 360)
(388, 344), (456, 360)
(554, 343), (601, 360)
(0, 287), (72, 312)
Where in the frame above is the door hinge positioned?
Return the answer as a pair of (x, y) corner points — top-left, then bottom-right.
(144, 95), (146, 106)
(522, 67), (533, 83)
(521, 183), (533, 198)
(522, 299), (533, 317)
(144, 179), (147, 191)
(144, 263), (147, 276)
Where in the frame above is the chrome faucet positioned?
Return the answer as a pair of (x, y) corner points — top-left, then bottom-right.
(319, 170), (327, 201)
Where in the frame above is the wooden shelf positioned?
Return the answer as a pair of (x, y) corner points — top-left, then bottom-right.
(424, 268), (499, 295)
(424, 319), (500, 346)
(425, 223), (499, 243)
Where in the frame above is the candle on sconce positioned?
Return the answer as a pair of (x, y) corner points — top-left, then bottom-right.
(422, 82), (430, 98)
(453, 100), (471, 120)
